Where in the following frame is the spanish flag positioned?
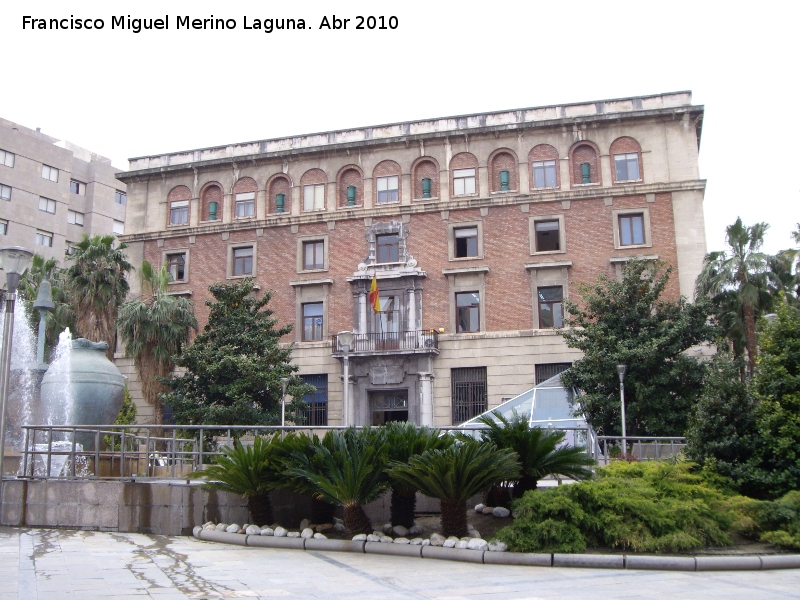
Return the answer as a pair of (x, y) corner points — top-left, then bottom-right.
(369, 275), (381, 313)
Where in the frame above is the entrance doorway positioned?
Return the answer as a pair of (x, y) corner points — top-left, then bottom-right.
(370, 390), (408, 425)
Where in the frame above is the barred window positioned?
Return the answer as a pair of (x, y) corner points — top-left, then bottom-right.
(451, 367), (487, 424)
(298, 374), (328, 426)
(535, 363), (571, 385)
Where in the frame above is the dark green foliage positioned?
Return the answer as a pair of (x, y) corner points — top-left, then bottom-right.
(686, 353), (760, 493)
(163, 279), (311, 426)
(379, 421), (454, 527)
(497, 462), (735, 553)
(284, 428), (389, 535)
(190, 435), (285, 525)
(756, 491), (800, 550)
(389, 440), (520, 537)
(561, 259), (716, 436)
(476, 412), (594, 498)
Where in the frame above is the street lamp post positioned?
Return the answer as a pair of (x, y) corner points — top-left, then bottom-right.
(338, 331), (354, 426)
(616, 364), (627, 458)
(0, 246), (34, 491)
(279, 377), (289, 438)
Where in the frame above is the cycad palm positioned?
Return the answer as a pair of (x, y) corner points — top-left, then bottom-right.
(696, 218), (775, 375)
(286, 428), (388, 535)
(389, 440), (519, 538)
(191, 435), (284, 525)
(381, 421), (453, 528)
(477, 412), (594, 498)
(65, 234), (133, 359)
(118, 261), (197, 422)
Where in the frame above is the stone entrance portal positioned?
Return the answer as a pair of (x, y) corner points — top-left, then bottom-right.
(370, 390), (408, 425)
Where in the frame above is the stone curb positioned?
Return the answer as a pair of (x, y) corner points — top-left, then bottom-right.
(191, 528), (800, 571)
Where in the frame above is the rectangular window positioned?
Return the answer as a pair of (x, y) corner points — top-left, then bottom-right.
(534, 220), (560, 252)
(38, 197), (56, 214)
(114, 190), (127, 205)
(376, 176), (399, 203)
(167, 252), (186, 281)
(233, 246), (253, 276)
(299, 374), (328, 426)
(0, 184), (10, 200)
(372, 295), (401, 335)
(532, 160), (557, 188)
(454, 226), (478, 258)
(67, 210), (84, 226)
(453, 168), (476, 196)
(41, 164), (58, 182)
(169, 200), (189, 225)
(535, 363), (571, 385)
(0, 219), (7, 235)
(0, 150), (14, 168)
(619, 213), (645, 246)
(614, 153), (640, 181)
(376, 233), (399, 263)
(302, 302), (324, 341)
(451, 367), (487, 424)
(538, 286), (564, 329)
(65, 242), (77, 256)
(113, 220), (124, 235)
(303, 184), (325, 211)
(36, 231), (53, 247)
(70, 180), (85, 195)
(303, 240), (325, 270)
(456, 291), (480, 333)
(235, 192), (255, 218)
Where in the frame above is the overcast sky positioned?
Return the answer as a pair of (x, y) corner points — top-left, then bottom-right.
(2, 0), (796, 255)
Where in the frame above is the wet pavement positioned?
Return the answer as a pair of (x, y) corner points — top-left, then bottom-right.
(1, 526), (799, 599)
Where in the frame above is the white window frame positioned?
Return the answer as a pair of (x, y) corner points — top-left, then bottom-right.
(303, 184), (325, 211)
(234, 192), (256, 218)
(614, 153), (641, 182)
(0, 219), (7, 235)
(67, 210), (84, 226)
(376, 176), (399, 203)
(0, 150), (14, 168)
(36, 231), (53, 247)
(169, 200), (189, 226)
(112, 220), (124, 235)
(532, 160), (558, 189)
(0, 184), (10, 201)
(70, 180), (85, 195)
(42, 164), (59, 182)
(452, 168), (476, 196)
(38, 197), (56, 214)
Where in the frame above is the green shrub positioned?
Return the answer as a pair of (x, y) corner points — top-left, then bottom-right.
(757, 491), (800, 550)
(497, 462), (736, 553)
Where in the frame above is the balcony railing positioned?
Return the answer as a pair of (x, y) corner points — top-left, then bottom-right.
(331, 330), (439, 354)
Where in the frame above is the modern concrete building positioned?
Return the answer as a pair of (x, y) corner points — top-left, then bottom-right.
(117, 91), (706, 426)
(0, 118), (127, 273)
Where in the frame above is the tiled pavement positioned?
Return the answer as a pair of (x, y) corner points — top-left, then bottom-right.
(1, 526), (799, 599)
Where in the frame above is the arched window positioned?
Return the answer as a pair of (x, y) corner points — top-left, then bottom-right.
(610, 137), (643, 183)
(167, 185), (191, 227)
(488, 149), (518, 193)
(412, 157), (439, 200)
(569, 142), (601, 186)
(529, 144), (559, 190)
(267, 174), (292, 213)
(450, 153), (478, 197)
(200, 182), (223, 222)
(373, 160), (401, 204)
(232, 177), (257, 219)
(337, 165), (363, 208)
(300, 169), (327, 212)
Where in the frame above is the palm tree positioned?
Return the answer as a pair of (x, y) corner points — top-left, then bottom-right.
(380, 421), (454, 528)
(118, 261), (197, 422)
(389, 440), (520, 538)
(191, 435), (285, 525)
(19, 254), (76, 356)
(477, 412), (594, 498)
(285, 428), (388, 535)
(696, 218), (775, 375)
(65, 234), (134, 359)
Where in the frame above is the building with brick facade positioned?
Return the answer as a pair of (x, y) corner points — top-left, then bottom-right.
(116, 91), (706, 427)
(0, 117), (127, 270)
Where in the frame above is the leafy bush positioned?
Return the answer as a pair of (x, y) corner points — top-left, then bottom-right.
(756, 491), (800, 550)
(497, 462), (736, 553)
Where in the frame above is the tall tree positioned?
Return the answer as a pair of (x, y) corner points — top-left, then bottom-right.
(561, 259), (716, 436)
(65, 234), (133, 359)
(117, 261), (197, 423)
(163, 278), (310, 425)
(19, 254), (76, 357)
(696, 218), (775, 375)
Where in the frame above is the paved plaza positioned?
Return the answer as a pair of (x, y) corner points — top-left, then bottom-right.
(1, 526), (799, 599)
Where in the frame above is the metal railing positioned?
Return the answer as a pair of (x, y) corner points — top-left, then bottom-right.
(331, 330), (439, 354)
(11, 425), (685, 481)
